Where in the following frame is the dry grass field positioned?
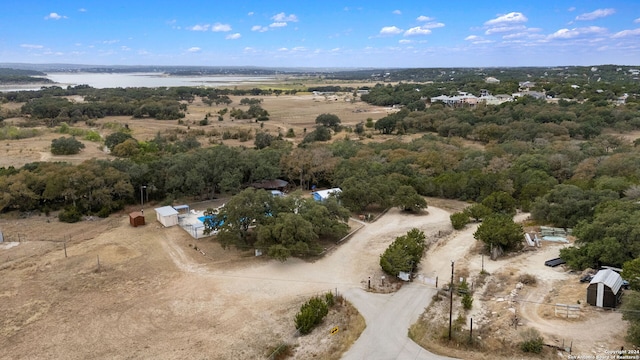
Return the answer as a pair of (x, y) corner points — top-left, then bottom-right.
(1, 90), (393, 169)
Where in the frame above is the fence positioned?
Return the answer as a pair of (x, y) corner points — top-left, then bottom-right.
(554, 303), (581, 318)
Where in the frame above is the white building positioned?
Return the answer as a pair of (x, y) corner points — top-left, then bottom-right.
(155, 206), (179, 227)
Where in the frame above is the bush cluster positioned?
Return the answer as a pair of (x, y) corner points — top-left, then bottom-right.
(294, 293), (334, 335)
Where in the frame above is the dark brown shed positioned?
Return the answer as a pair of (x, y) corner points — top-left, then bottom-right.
(129, 211), (146, 227)
(586, 269), (623, 308)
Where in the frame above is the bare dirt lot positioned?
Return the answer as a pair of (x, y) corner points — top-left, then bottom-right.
(1, 200), (632, 359)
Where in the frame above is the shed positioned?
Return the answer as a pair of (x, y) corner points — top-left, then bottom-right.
(129, 211), (145, 227)
(155, 206), (179, 227)
(312, 188), (342, 202)
(587, 269), (623, 308)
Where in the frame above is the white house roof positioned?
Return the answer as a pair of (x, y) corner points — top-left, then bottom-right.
(155, 206), (179, 217)
(590, 269), (623, 295)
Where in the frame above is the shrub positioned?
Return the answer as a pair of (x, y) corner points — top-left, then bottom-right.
(324, 291), (335, 307)
(294, 296), (329, 335)
(58, 206), (82, 223)
(520, 328), (544, 353)
(51, 136), (85, 155)
(518, 273), (537, 285)
(450, 212), (470, 230)
(380, 228), (426, 276)
(462, 293), (473, 310)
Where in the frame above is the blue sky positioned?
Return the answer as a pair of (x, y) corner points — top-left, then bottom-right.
(1, 1), (639, 68)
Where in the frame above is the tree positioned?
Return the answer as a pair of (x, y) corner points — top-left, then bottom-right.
(623, 291), (640, 347)
(254, 132), (276, 149)
(474, 214), (524, 253)
(256, 212), (319, 261)
(464, 203), (492, 222)
(450, 212), (470, 230)
(51, 136), (85, 155)
(105, 132), (133, 151)
(623, 258), (640, 291)
(481, 191), (516, 216)
(380, 228), (426, 276)
(560, 200), (640, 269)
(207, 188), (273, 249)
(111, 138), (140, 157)
(315, 113), (341, 130)
(392, 185), (427, 212)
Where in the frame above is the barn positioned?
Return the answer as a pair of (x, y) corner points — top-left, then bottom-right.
(587, 269), (623, 308)
(154, 206), (179, 227)
(129, 211), (145, 227)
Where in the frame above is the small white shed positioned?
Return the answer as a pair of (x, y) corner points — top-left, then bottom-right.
(155, 206), (179, 227)
(312, 188), (342, 202)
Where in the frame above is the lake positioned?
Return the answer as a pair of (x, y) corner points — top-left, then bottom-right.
(1, 72), (278, 91)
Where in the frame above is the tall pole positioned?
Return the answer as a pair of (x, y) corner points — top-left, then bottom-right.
(449, 260), (454, 341)
(140, 185), (146, 211)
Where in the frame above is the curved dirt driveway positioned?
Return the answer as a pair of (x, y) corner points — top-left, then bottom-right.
(162, 206), (456, 359)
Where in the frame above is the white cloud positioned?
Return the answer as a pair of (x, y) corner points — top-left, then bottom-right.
(20, 44), (44, 49)
(575, 8), (615, 21)
(251, 25), (268, 32)
(399, 39), (412, 44)
(188, 24), (210, 31)
(379, 26), (403, 35)
(502, 31), (544, 40)
(270, 22), (287, 28)
(568, 7), (576, 12)
(416, 15), (433, 22)
(464, 35), (493, 44)
(612, 28), (640, 38)
(422, 22), (445, 29)
(248, 12), (254, 16)
(45, 12), (67, 20)
(211, 23), (232, 32)
(226, 33), (241, 40)
(120, 46), (131, 51)
(78, 8), (87, 12)
(404, 26), (431, 36)
(187, 47), (201, 53)
(393, 10), (402, 15)
(634, 18), (640, 23)
(548, 26), (607, 39)
(484, 12), (528, 26)
(272, 12), (298, 22)
(485, 25), (526, 35)
(330, 47), (341, 52)
(102, 39), (119, 44)
(278, 47), (288, 52)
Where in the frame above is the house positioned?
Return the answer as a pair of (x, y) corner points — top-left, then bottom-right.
(312, 188), (342, 202)
(485, 77), (500, 84)
(155, 206), (179, 227)
(251, 179), (289, 192)
(587, 269), (623, 308)
(129, 211), (145, 227)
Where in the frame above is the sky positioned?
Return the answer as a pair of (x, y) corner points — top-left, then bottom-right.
(1, 0), (640, 68)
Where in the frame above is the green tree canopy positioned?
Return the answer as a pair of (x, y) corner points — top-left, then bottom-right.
(315, 113), (341, 130)
(473, 214), (524, 253)
(380, 228), (426, 276)
(51, 136), (85, 155)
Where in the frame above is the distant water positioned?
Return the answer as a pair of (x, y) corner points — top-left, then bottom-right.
(1, 72), (277, 91)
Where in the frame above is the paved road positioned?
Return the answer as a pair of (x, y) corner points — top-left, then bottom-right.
(341, 284), (457, 360)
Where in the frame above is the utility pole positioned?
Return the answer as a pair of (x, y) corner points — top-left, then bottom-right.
(449, 260), (454, 341)
(140, 185), (146, 212)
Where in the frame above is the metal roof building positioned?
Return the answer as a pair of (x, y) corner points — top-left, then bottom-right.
(587, 269), (623, 308)
(155, 206), (179, 227)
